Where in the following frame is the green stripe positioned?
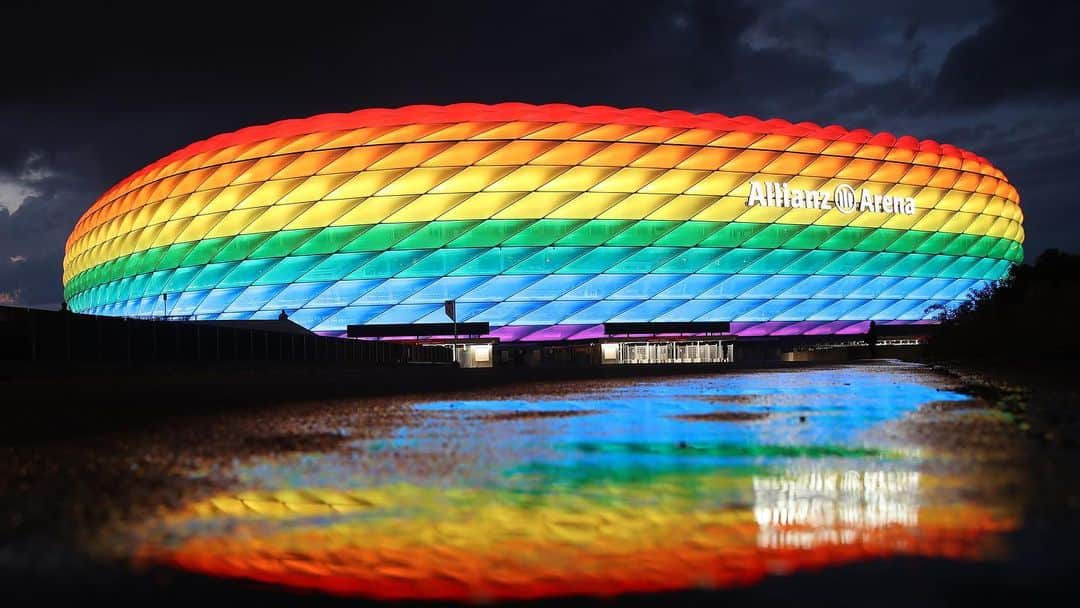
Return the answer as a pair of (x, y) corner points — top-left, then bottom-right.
(69, 247), (1016, 311)
(64, 218), (1024, 301)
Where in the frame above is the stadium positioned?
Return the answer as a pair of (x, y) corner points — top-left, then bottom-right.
(61, 103), (1023, 364)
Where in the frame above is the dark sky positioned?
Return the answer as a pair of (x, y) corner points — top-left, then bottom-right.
(2, 0), (1077, 306)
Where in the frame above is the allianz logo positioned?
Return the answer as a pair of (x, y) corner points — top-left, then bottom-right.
(747, 181), (917, 215)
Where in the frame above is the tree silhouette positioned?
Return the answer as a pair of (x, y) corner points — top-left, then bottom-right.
(928, 249), (1080, 361)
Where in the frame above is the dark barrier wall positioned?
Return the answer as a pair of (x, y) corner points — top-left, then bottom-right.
(0, 306), (451, 365)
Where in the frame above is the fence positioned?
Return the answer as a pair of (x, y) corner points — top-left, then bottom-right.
(0, 306), (451, 365)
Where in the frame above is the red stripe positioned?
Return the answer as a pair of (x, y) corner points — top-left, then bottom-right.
(97, 102), (991, 204)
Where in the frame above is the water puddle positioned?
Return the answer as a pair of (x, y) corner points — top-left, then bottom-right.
(125, 362), (1021, 601)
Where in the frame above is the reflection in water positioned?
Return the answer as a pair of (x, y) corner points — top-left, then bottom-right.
(754, 470), (921, 549)
(131, 364), (1018, 601)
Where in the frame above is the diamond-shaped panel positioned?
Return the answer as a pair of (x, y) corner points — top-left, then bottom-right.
(63, 104), (1023, 338)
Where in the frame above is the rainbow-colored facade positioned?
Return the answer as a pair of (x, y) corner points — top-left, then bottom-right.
(62, 103), (1023, 340)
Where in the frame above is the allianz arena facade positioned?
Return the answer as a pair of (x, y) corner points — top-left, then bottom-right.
(62, 103), (1023, 341)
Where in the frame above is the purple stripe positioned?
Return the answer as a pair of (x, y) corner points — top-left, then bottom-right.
(317, 320), (939, 341)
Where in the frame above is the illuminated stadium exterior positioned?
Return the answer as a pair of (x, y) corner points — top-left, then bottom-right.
(62, 103), (1023, 344)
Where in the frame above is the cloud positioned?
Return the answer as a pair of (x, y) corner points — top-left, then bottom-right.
(936, 0), (1080, 107)
(0, 153), (55, 213)
(741, 0), (991, 86)
(0, 150), (103, 307)
(0, 177), (39, 213)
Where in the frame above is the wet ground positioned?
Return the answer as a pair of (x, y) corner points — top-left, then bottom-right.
(1, 360), (1077, 605)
